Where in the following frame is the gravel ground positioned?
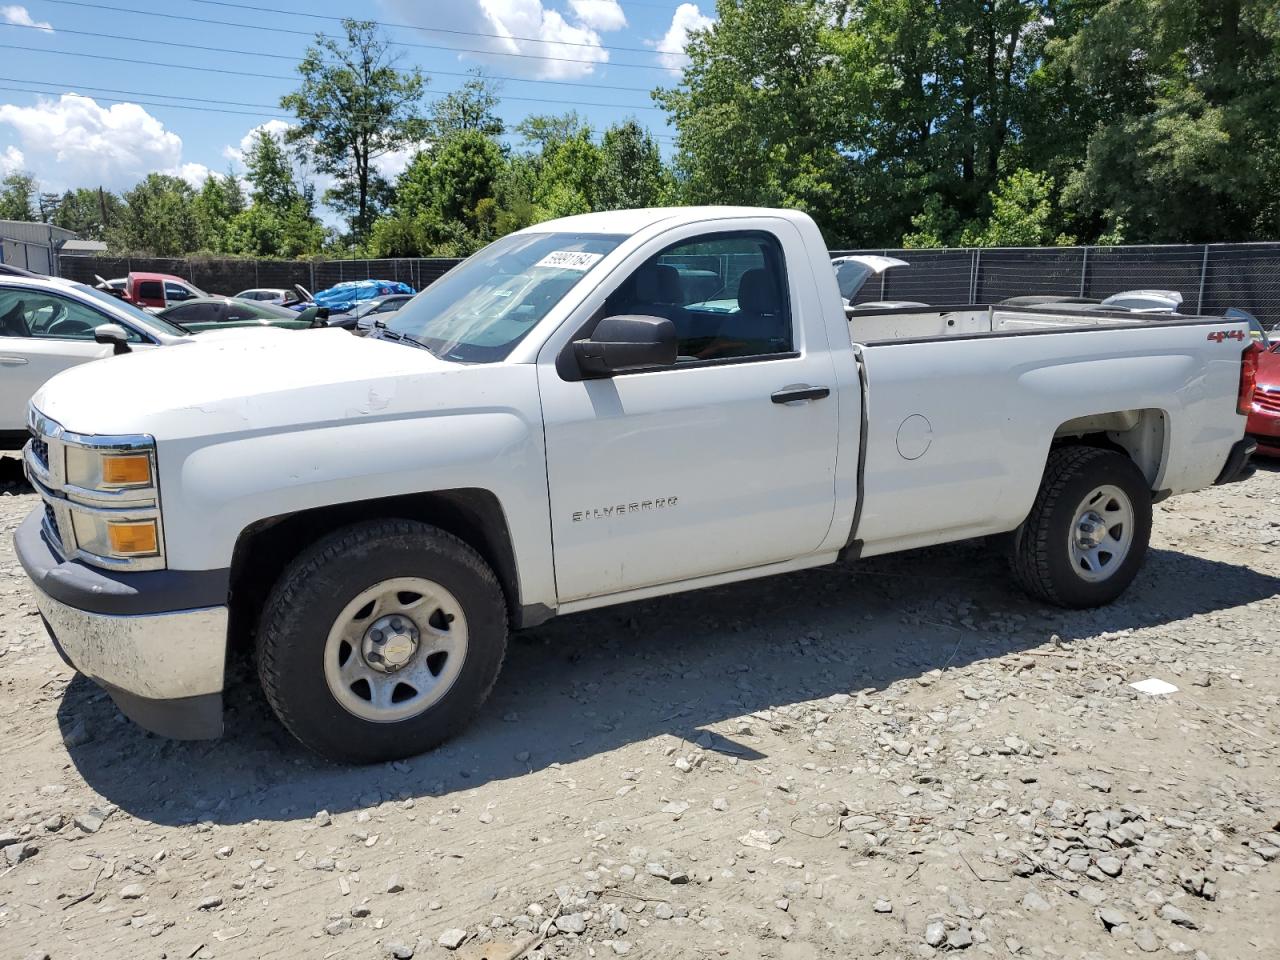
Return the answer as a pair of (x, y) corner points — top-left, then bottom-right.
(1, 450), (1278, 960)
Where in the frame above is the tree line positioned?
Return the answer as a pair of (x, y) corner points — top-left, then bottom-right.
(1, 2), (1276, 259)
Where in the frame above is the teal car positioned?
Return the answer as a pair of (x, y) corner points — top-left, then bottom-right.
(158, 297), (327, 333)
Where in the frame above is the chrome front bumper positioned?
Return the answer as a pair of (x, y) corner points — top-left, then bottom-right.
(34, 584), (228, 701)
(16, 509), (230, 740)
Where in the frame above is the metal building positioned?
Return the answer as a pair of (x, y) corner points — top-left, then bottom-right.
(0, 220), (78, 276)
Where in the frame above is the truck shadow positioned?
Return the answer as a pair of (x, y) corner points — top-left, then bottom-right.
(58, 540), (1280, 827)
(0, 453), (30, 492)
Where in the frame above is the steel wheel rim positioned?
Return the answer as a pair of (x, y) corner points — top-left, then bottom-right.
(323, 576), (468, 723)
(1068, 484), (1134, 583)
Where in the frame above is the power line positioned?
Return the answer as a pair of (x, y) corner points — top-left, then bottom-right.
(0, 79), (680, 143)
(0, 40), (666, 113)
(0, 82), (289, 118)
(45, 0), (690, 58)
(33, 0), (687, 69)
(0, 67), (665, 115)
(0, 19), (663, 93)
(185, 0), (692, 20)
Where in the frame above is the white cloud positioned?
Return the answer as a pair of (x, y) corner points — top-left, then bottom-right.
(652, 2), (714, 75)
(373, 143), (424, 180)
(221, 118), (295, 167)
(384, 0), (611, 80)
(0, 94), (186, 191)
(172, 162), (212, 188)
(0, 144), (24, 175)
(1, 4), (53, 31)
(567, 0), (625, 32)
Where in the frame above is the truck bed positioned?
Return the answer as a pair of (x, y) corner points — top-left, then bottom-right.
(846, 303), (1246, 560)
(847, 303), (1224, 345)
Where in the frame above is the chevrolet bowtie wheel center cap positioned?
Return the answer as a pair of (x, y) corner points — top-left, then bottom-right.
(362, 616), (420, 672)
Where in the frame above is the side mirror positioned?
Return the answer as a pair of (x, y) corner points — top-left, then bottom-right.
(573, 315), (677, 377)
(94, 323), (132, 356)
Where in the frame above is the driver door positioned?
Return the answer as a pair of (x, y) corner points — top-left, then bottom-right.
(537, 222), (841, 603)
(0, 288), (124, 431)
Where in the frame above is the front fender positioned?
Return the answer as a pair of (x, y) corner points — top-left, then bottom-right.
(157, 405), (555, 612)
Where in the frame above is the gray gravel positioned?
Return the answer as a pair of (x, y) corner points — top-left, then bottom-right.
(0, 452), (1278, 958)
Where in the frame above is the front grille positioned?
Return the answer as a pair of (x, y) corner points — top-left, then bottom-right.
(1256, 391), (1280, 414)
(43, 500), (58, 534)
(30, 435), (49, 469)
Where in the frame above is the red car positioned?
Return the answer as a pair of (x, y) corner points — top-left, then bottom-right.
(1248, 335), (1280, 457)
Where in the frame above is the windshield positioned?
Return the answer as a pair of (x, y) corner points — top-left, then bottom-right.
(383, 231), (626, 362)
(74, 283), (188, 337)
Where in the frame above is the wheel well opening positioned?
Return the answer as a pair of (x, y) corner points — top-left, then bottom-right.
(1051, 408), (1167, 489)
(228, 490), (520, 651)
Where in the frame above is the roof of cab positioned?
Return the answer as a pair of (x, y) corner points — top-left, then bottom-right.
(521, 205), (806, 236)
(129, 271), (187, 283)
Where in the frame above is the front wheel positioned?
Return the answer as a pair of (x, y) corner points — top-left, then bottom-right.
(1010, 447), (1152, 608)
(257, 520), (508, 763)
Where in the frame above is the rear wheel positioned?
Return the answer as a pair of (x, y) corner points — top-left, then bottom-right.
(257, 519), (507, 763)
(1010, 447), (1152, 608)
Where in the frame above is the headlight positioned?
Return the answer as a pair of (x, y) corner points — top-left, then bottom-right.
(26, 416), (166, 572)
(71, 513), (162, 560)
(65, 444), (156, 493)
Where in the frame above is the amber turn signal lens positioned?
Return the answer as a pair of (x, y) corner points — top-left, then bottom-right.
(102, 454), (151, 487)
(107, 520), (159, 556)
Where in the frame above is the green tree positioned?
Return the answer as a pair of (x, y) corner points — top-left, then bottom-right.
(108, 174), (201, 255)
(372, 129), (504, 257)
(37, 191), (62, 223)
(535, 128), (601, 218)
(1058, 0), (1280, 242)
(282, 18), (428, 242)
(429, 71), (504, 140)
(515, 112), (588, 153)
(595, 120), (666, 210)
(655, 0), (859, 242)
(244, 129), (299, 209)
(193, 172), (246, 252)
(431, 130), (503, 224)
(52, 188), (124, 241)
(0, 172), (36, 221)
(961, 169), (1074, 247)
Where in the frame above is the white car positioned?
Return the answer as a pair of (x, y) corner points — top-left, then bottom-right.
(16, 206), (1258, 762)
(234, 288), (291, 305)
(0, 275), (192, 447)
(831, 254), (928, 311)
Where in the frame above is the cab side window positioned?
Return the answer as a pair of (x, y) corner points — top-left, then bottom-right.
(603, 232), (793, 363)
(165, 282), (194, 302)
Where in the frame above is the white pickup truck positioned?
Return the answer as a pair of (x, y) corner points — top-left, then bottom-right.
(16, 207), (1259, 763)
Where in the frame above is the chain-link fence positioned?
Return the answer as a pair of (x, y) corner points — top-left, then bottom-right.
(832, 243), (1280, 329)
(59, 242), (1280, 328)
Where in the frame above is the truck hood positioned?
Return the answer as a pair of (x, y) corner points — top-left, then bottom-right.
(31, 327), (478, 440)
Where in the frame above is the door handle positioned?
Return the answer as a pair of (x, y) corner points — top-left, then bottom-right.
(0, 356), (29, 366)
(771, 384), (830, 404)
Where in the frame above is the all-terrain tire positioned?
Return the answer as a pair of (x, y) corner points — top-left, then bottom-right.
(257, 519), (507, 763)
(1010, 446), (1152, 609)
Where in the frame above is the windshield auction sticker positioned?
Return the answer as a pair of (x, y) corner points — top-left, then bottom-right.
(536, 251), (605, 271)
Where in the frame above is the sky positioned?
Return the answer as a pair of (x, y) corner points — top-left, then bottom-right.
(0, 0), (716, 206)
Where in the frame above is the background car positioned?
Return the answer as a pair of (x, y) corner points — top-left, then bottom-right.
(235, 288), (292, 305)
(312, 279), (414, 316)
(0, 275), (192, 445)
(158, 296), (327, 332)
(832, 255), (928, 312)
(327, 294), (415, 334)
(94, 272), (207, 311)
